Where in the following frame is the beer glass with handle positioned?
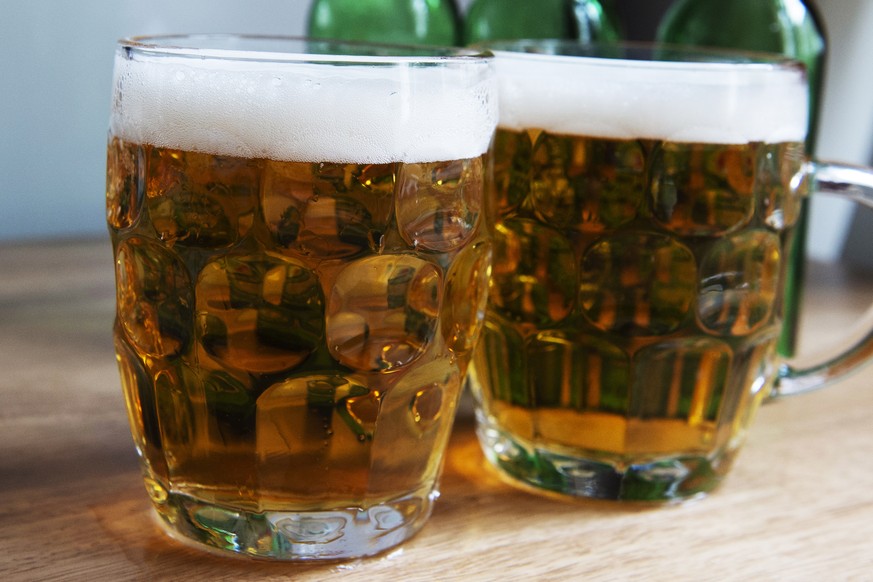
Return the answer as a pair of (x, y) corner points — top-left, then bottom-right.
(470, 41), (873, 502)
(106, 35), (496, 560)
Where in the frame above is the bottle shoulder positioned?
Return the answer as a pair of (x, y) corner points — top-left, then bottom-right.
(308, 0), (460, 45)
(656, 0), (824, 59)
(464, 0), (573, 44)
(463, 0), (620, 44)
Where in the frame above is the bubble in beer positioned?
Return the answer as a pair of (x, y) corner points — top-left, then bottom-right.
(341, 388), (382, 442)
(195, 252), (324, 373)
(326, 255), (442, 372)
(262, 161), (395, 259)
(115, 236), (193, 358)
(146, 148), (258, 248)
(579, 232), (696, 336)
(698, 230), (781, 336)
(490, 218), (576, 327)
(396, 158), (482, 252)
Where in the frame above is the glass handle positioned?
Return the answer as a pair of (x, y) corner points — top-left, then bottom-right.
(775, 161), (873, 396)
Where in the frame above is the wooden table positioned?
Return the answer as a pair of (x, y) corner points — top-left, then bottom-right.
(2, 238), (872, 581)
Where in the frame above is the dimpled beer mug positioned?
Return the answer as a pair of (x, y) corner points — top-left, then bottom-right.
(470, 41), (873, 502)
(106, 35), (496, 559)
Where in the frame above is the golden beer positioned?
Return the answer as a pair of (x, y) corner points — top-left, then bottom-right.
(107, 36), (496, 559)
(470, 45), (809, 501)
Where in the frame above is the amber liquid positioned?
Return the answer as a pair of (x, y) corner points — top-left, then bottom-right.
(471, 128), (804, 499)
(107, 137), (490, 512)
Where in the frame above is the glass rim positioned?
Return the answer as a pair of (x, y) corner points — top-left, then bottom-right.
(118, 33), (494, 65)
(476, 39), (805, 73)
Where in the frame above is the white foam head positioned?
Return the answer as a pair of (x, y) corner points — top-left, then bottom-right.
(110, 39), (497, 163)
(493, 50), (809, 144)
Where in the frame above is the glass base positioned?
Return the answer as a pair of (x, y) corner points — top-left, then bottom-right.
(476, 421), (736, 503)
(150, 487), (436, 560)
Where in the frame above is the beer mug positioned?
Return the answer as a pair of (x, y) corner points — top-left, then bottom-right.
(106, 35), (496, 559)
(469, 42), (873, 502)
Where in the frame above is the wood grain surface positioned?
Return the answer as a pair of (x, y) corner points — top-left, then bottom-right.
(1, 238), (872, 581)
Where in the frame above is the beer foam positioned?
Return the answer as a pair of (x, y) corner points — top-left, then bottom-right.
(111, 51), (497, 163)
(494, 51), (809, 144)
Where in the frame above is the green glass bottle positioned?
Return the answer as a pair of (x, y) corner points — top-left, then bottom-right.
(570, 0), (622, 43)
(657, 0), (826, 358)
(307, 0), (461, 46)
(463, 0), (620, 45)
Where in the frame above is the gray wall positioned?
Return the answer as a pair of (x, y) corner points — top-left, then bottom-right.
(1, 0), (870, 265)
(0, 0), (311, 242)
